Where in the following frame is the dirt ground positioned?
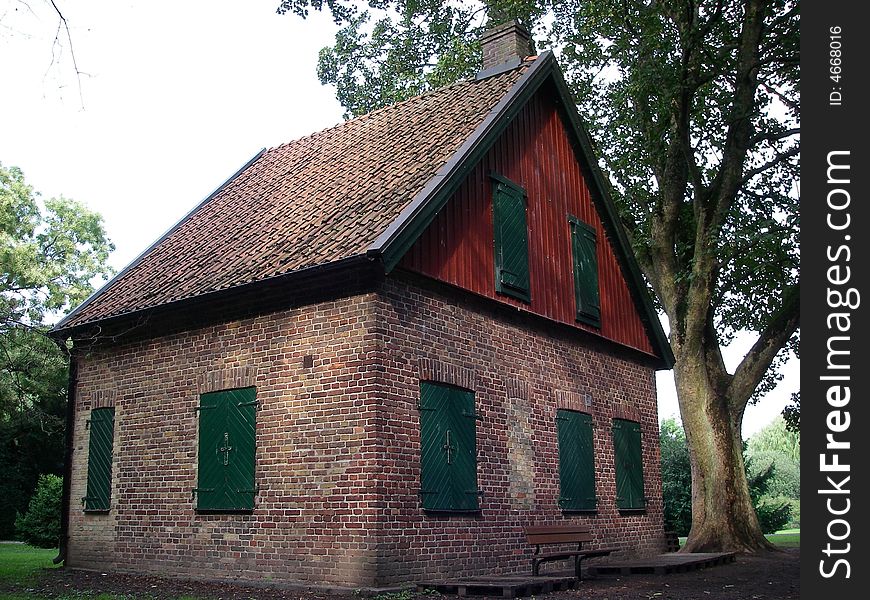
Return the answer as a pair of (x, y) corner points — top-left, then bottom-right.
(15, 548), (799, 600)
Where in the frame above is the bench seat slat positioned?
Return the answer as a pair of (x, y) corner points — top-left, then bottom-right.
(527, 532), (594, 545)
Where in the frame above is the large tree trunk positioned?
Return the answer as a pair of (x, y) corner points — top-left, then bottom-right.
(674, 349), (774, 553)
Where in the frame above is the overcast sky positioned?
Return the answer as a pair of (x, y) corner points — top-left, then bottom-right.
(0, 0), (797, 437)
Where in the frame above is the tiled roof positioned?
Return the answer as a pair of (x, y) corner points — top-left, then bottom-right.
(58, 65), (529, 330)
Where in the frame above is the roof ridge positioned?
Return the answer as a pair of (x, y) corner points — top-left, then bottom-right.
(267, 61), (532, 153)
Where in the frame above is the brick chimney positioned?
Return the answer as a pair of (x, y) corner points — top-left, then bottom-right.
(480, 20), (535, 72)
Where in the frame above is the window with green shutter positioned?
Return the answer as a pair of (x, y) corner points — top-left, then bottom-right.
(196, 387), (257, 512)
(569, 216), (600, 327)
(84, 407), (115, 511)
(493, 175), (530, 303)
(419, 382), (479, 512)
(613, 418), (646, 510)
(556, 409), (597, 511)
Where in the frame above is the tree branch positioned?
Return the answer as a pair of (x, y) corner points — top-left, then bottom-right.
(740, 146), (799, 184)
(727, 282), (800, 413)
(706, 0), (766, 225)
(48, 0), (85, 108)
(750, 126), (799, 147)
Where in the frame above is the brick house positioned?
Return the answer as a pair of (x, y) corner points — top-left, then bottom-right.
(51, 22), (674, 589)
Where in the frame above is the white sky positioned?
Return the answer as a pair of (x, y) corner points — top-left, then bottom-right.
(0, 0), (797, 438)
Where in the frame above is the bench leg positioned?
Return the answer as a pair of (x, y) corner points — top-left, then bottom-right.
(532, 559), (540, 576)
(574, 556), (583, 581)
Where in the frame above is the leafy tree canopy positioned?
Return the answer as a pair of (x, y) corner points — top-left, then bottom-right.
(277, 1), (542, 118)
(747, 415), (799, 462)
(1, 162), (113, 332)
(0, 161), (114, 537)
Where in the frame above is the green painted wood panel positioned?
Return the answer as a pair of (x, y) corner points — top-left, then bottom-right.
(196, 387), (256, 511)
(613, 418), (645, 510)
(84, 407), (115, 511)
(493, 177), (530, 302)
(556, 409), (596, 510)
(419, 382), (479, 511)
(570, 216), (601, 327)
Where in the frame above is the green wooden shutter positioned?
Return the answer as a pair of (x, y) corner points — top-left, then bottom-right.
(450, 388), (479, 511)
(419, 383), (453, 511)
(557, 409), (597, 511)
(613, 419), (645, 510)
(570, 217), (600, 327)
(493, 177), (530, 302)
(84, 407), (115, 511)
(197, 387), (257, 511)
(419, 382), (479, 511)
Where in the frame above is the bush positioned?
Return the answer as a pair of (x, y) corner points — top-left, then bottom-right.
(659, 418), (692, 536)
(747, 449), (799, 499)
(14, 474), (62, 548)
(786, 498), (800, 529)
(746, 458), (792, 534)
(755, 496), (792, 534)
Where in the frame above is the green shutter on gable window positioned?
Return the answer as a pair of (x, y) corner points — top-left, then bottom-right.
(419, 382), (479, 512)
(196, 387), (256, 511)
(84, 407), (115, 511)
(570, 217), (600, 327)
(613, 419), (645, 510)
(493, 177), (530, 302)
(557, 409), (597, 511)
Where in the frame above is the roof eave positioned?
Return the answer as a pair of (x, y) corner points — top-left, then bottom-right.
(50, 254), (382, 346)
(51, 148), (268, 334)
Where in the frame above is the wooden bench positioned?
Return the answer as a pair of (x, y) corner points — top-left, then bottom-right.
(524, 525), (619, 580)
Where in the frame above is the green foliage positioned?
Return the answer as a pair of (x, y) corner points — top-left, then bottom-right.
(753, 497), (792, 535)
(280, 1), (543, 118)
(1, 163), (114, 327)
(659, 418), (692, 536)
(747, 449), (799, 499)
(782, 391), (799, 432)
(1, 162), (114, 538)
(371, 590), (417, 600)
(14, 474), (62, 548)
(662, 419), (792, 535)
(747, 416), (799, 462)
(746, 416), (800, 500)
(746, 456), (791, 534)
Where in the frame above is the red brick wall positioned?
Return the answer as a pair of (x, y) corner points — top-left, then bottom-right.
(371, 275), (664, 585)
(67, 276), (664, 588)
(69, 294), (383, 587)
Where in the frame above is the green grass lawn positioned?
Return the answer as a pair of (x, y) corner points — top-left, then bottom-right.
(0, 543), (59, 587)
(0, 542), (197, 600)
(765, 529), (800, 548)
(677, 528), (800, 549)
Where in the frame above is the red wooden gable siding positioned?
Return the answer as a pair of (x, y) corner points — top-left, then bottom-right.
(400, 87), (655, 356)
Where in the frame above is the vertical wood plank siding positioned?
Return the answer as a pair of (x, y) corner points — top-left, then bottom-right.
(401, 87), (654, 355)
